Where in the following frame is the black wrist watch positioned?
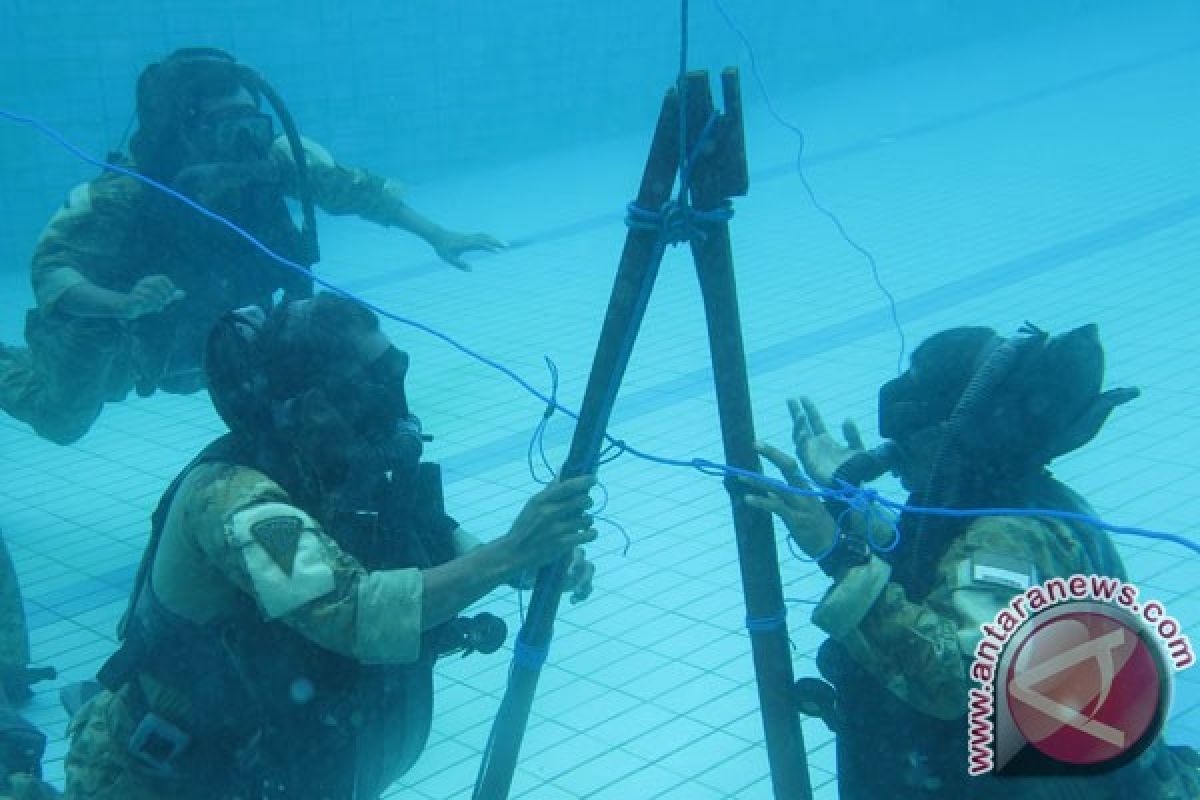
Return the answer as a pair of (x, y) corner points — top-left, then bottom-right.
(817, 455), (881, 581)
(817, 531), (872, 581)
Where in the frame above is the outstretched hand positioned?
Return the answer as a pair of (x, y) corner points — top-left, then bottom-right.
(433, 230), (508, 271)
(789, 396), (864, 488)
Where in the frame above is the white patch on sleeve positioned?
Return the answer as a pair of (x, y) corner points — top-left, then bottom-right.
(227, 502), (336, 619)
(354, 568), (423, 664)
(963, 553), (1037, 591)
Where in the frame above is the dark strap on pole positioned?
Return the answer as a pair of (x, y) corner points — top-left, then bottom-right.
(472, 86), (684, 800)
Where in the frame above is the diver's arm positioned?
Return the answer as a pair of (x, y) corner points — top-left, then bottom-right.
(31, 174), (180, 319)
(814, 516), (1083, 720)
(54, 275), (180, 320)
(53, 279), (131, 318)
(30, 176), (173, 319)
(271, 136), (505, 270)
(382, 202), (448, 247)
(421, 477), (597, 628)
(416, 539), (522, 631)
(815, 556), (970, 720)
(451, 526), (484, 555)
(383, 203), (507, 272)
(184, 466), (593, 665)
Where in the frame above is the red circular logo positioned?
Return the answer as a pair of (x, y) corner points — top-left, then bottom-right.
(1005, 609), (1163, 766)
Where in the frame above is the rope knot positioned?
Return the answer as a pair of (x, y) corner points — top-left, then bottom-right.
(624, 199), (733, 248)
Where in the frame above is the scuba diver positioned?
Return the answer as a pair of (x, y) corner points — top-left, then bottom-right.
(0, 47), (505, 446)
(61, 292), (596, 799)
(747, 323), (1200, 798)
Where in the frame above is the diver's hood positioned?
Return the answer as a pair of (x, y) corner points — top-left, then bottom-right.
(132, 47), (319, 267)
(879, 323), (1139, 469)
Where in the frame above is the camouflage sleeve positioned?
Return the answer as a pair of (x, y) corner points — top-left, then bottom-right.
(268, 135), (408, 226)
(811, 515), (1091, 719)
(176, 463), (425, 665)
(30, 174), (144, 312)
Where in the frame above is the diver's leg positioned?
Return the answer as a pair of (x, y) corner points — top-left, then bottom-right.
(0, 312), (132, 446)
(62, 692), (171, 800)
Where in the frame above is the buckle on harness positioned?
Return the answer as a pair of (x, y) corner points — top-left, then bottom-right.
(128, 712), (191, 776)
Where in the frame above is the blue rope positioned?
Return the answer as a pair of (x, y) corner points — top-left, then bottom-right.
(512, 636), (549, 671)
(4, 107), (1195, 560)
(708, 0), (907, 375)
(596, 439), (1200, 558)
(523, 360), (631, 553)
(831, 483), (901, 554)
(526, 357), (560, 485)
(625, 199), (733, 246)
(745, 609), (788, 633)
(625, 111), (734, 248)
(678, 111), (721, 194)
(599, 514), (633, 557)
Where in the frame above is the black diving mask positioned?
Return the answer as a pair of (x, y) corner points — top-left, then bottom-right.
(194, 106), (275, 161)
(878, 371), (938, 443)
(325, 345), (426, 493)
(324, 345), (415, 442)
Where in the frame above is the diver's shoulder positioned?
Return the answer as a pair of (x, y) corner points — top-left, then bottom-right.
(176, 461), (293, 518)
(962, 513), (1084, 566)
(69, 163), (150, 214)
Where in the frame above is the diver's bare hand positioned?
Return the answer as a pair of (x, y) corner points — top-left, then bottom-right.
(508, 545), (595, 603)
(122, 275), (183, 319)
(743, 442), (836, 558)
(789, 396), (863, 488)
(433, 230), (508, 271)
(504, 476), (598, 570)
(562, 546), (595, 604)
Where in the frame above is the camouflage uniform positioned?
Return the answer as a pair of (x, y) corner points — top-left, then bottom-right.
(0, 138), (409, 445)
(812, 512), (1200, 798)
(63, 457), (479, 800)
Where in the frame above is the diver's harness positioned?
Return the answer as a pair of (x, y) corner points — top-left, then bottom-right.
(94, 435), (504, 798)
